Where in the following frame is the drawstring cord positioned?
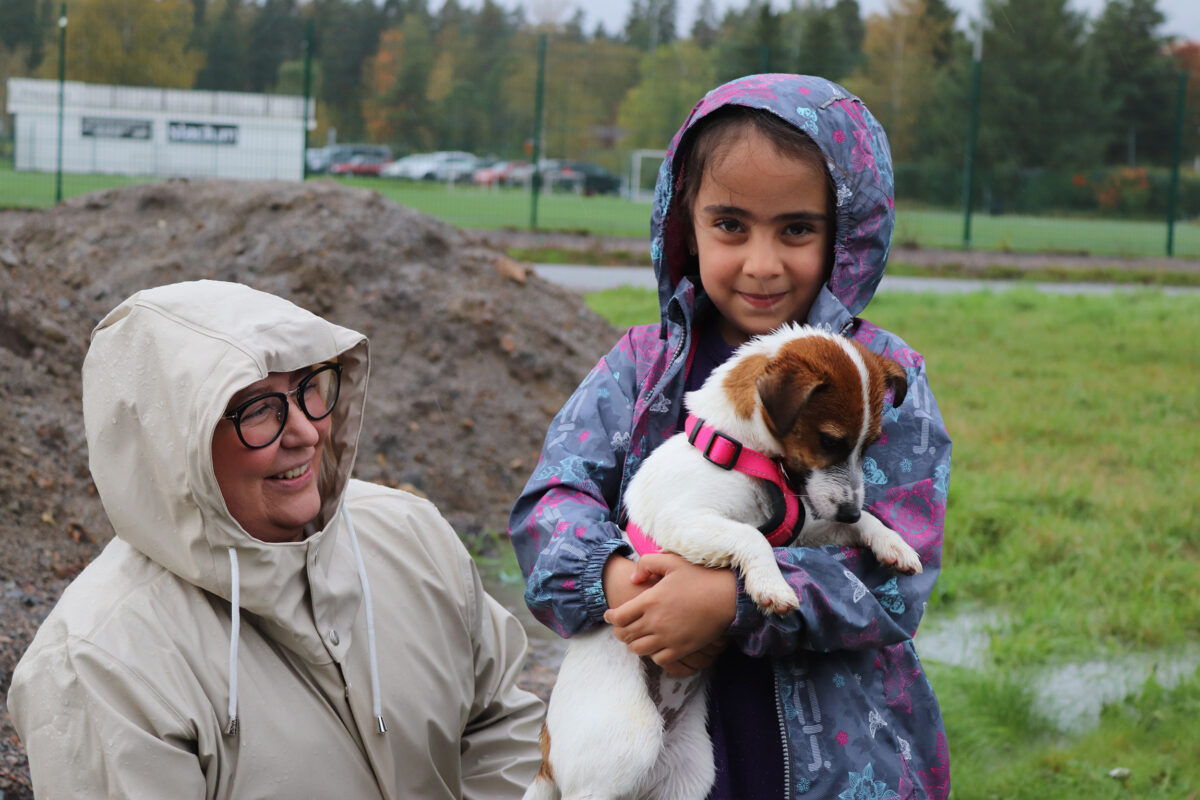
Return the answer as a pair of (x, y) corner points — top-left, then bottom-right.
(342, 503), (388, 734)
(224, 547), (240, 736)
(222, 506), (387, 738)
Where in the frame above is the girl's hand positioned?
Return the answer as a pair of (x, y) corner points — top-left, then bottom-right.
(603, 553), (737, 672)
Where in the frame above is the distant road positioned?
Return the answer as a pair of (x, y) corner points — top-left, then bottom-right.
(533, 264), (1200, 296)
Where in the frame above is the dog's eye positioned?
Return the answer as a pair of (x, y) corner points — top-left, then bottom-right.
(819, 433), (846, 452)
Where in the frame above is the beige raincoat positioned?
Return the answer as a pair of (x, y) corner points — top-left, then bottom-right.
(8, 280), (543, 798)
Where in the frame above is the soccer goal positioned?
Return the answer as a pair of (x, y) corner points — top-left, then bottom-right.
(628, 149), (667, 203)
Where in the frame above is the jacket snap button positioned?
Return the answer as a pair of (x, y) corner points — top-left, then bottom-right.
(329, 630), (340, 646)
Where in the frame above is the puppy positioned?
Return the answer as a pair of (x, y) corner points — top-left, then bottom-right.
(525, 323), (920, 800)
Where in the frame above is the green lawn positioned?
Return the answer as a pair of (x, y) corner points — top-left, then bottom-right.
(4, 162), (1198, 259)
(582, 286), (1200, 797)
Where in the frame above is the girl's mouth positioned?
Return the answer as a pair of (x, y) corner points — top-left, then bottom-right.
(740, 291), (786, 309)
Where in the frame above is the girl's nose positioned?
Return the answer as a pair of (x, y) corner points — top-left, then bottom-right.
(742, 235), (783, 280)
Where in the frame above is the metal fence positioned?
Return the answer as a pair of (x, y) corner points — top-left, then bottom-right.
(2, 22), (1198, 258)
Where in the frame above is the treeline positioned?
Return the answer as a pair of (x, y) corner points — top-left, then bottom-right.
(2, 0), (1198, 189)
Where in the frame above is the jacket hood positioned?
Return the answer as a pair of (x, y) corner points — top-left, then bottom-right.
(650, 73), (895, 326)
(82, 280), (369, 626)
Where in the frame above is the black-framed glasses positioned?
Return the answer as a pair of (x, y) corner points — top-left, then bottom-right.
(222, 363), (342, 449)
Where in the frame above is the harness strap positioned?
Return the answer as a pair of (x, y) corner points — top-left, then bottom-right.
(625, 415), (801, 555)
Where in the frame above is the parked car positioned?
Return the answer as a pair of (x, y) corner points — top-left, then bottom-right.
(380, 151), (479, 182)
(330, 153), (392, 177)
(555, 161), (622, 196)
(500, 159), (559, 188)
(310, 144), (392, 174)
(472, 159), (525, 187)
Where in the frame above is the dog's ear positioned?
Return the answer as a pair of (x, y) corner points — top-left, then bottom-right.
(756, 368), (825, 438)
(876, 353), (908, 410)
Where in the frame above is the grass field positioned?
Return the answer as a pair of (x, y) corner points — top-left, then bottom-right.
(4, 163), (1199, 260)
(583, 286), (1200, 797)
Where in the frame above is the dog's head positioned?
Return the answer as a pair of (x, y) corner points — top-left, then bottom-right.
(739, 331), (907, 522)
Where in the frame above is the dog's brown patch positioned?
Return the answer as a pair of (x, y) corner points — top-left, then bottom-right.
(722, 352), (769, 421)
(536, 721), (555, 783)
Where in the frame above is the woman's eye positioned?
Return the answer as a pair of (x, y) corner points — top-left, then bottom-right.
(241, 401), (276, 425)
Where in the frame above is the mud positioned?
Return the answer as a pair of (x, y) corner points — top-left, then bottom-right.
(0, 179), (619, 796)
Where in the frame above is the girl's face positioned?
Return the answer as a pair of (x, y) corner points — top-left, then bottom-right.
(690, 127), (831, 346)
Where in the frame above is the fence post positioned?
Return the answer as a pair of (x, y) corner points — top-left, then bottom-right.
(1166, 70), (1188, 258)
(530, 33), (546, 230)
(961, 18), (983, 250)
(302, 18), (313, 180)
(54, 3), (67, 204)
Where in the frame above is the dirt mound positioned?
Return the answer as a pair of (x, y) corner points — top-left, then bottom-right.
(0, 179), (617, 796)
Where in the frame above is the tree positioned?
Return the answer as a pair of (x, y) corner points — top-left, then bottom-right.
(0, 0), (38, 53)
(1169, 40), (1200, 166)
(691, 0), (719, 49)
(362, 16), (433, 150)
(312, 0), (386, 140)
(194, 0), (246, 91)
(1090, 0), (1178, 165)
(43, 0), (202, 88)
(712, 0), (781, 80)
(624, 0), (677, 51)
(617, 39), (715, 151)
(970, 0), (1106, 170)
(245, 0), (303, 92)
(848, 0), (958, 162)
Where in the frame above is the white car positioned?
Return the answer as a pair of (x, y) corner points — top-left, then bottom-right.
(380, 151), (479, 182)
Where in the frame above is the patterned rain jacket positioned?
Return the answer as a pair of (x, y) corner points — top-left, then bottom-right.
(510, 74), (952, 799)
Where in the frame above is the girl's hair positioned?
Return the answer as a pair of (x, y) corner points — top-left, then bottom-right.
(673, 106), (838, 273)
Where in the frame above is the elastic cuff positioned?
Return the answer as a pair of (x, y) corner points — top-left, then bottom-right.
(726, 570), (761, 638)
(581, 537), (634, 624)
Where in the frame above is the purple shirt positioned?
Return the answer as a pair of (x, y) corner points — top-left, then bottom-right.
(684, 321), (787, 800)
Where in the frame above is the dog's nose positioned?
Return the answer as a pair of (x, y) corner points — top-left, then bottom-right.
(836, 505), (861, 524)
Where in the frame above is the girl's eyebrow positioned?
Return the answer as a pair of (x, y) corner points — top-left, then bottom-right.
(701, 204), (827, 223)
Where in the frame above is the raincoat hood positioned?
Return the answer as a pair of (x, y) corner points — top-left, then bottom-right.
(82, 280), (368, 634)
(651, 73), (895, 325)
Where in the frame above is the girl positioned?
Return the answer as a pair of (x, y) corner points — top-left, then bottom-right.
(510, 74), (951, 798)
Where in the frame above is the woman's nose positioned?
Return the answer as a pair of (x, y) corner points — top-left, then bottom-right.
(280, 396), (322, 447)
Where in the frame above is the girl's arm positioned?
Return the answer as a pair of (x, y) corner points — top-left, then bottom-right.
(508, 328), (651, 638)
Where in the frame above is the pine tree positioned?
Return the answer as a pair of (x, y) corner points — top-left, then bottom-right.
(1090, 0), (1177, 165)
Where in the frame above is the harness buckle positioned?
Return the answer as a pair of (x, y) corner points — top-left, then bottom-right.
(701, 429), (743, 470)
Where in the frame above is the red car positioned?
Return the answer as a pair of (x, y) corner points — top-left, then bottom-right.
(330, 154), (392, 177)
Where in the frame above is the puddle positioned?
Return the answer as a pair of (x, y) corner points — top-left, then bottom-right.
(915, 607), (1002, 670)
(1031, 646), (1200, 733)
(917, 606), (1200, 733)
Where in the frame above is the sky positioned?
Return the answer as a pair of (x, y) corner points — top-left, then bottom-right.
(498, 0), (1200, 42)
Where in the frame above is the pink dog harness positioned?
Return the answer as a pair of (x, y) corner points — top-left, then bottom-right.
(624, 414), (801, 556)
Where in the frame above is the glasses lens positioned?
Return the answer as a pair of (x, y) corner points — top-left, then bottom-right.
(237, 395), (287, 447)
(298, 364), (341, 421)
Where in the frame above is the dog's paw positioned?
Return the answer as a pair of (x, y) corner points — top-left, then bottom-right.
(744, 570), (800, 615)
(877, 538), (923, 575)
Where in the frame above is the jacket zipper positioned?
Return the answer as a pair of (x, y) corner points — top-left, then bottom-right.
(773, 668), (791, 798)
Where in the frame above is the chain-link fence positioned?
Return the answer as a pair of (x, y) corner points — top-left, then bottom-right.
(2, 16), (1198, 257)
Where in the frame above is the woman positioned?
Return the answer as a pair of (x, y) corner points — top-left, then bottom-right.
(8, 280), (543, 798)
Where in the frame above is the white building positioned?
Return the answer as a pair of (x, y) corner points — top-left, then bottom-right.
(6, 78), (314, 181)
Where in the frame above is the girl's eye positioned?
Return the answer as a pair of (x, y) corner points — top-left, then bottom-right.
(783, 222), (815, 237)
(715, 218), (744, 234)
